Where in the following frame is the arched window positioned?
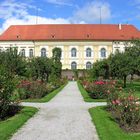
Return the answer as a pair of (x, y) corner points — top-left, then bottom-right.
(41, 48), (46, 57)
(21, 49), (25, 57)
(100, 48), (106, 58)
(86, 48), (92, 57)
(71, 48), (77, 57)
(71, 62), (77, 70)
(86, 62), (92, 69)
(29, 49), (33, 58)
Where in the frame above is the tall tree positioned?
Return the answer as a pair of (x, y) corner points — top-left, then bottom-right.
(109, 51), (132, 88)
(51, 47), (62, 79)
(125, 40), (140, 76)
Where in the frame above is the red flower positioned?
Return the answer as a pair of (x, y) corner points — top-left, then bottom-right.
(94, 81), (105, 85)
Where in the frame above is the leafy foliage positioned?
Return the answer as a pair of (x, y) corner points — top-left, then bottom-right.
(49, 47), (62, 83)
(90, 59), (109, 79)
(0, 48), (27, 77)
(90, 39), (140, 88)
(107, 89), (140, 132)
(0, 66), (18, 119)
(28, 57), (53, 82)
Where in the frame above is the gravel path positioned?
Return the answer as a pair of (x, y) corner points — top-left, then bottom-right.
(11, 82), (106, 140)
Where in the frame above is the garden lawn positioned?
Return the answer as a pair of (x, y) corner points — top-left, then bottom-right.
(77, 81), (106, 102)
(89, 106), (140, 140)
(0, 106), (38, 140)
(124, 82), (140, 98)
(23, 82), (68, 103)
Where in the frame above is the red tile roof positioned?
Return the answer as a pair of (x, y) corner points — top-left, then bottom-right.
(0, 24), (140, 41)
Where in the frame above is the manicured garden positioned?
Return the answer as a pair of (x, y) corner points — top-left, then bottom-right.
(0, 47), (67, 138)
(77, 40), (140, 136)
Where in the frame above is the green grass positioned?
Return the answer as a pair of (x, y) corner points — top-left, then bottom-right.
(0, 106), (38, 140)
(89, 106), (140, 140)
(124, 82), (140, 98)
(77, 81), (106, 102)
(23, 82), (68, 103)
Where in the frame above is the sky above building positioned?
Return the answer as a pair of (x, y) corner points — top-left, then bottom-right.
(0, 0), (140, 34)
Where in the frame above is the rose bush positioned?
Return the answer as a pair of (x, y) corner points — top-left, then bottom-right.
(107, 89), (140, 132)
(17, 80), (53, 99)
(82, 80), (116, 99)
(17, 78), (67, 99)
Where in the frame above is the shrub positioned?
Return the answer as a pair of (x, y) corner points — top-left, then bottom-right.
(107, 89), (140, 132)
(17, 79), (67, 99)
(83, 80), (116, 99)
(0, 66), (19, 120)
(17, 80), (48, 99)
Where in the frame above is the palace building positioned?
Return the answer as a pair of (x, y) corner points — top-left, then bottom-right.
(0, 24), (140, 70)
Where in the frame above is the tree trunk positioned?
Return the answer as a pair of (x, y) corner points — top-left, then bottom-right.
(123, 75), (127, 88)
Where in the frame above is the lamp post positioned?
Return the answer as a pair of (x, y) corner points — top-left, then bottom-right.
(36, 8), (38, 24)
(99, 6), (102, 24)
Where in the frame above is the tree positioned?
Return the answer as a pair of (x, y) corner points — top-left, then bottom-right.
(90, 59), (110, 80)
(0, 48), (27, 77)
(52, 47), (62, 61)
(109, 51), (132, 88)
(29, 57), (53, 82)
(51, 47), (62, 79)
(125, 40), (140, 76)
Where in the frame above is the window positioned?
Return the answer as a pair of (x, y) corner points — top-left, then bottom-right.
(71, 48), (77, 57)
(86, 48), (92, 57)
(71, 62), (77, 70)
(29, 49), (33, 58)
(100, 48), (106, 58)
(41, 48), (46, 57)
(20, 49), (25, 57)
(86, 62), (92, 69)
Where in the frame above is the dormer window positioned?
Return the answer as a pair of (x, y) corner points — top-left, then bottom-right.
(87, 34), (90, 38)
(51, 35), (55, 38)
(16, 35), (20, 39)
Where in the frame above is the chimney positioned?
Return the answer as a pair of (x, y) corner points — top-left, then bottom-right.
(119, 23), (122, 30)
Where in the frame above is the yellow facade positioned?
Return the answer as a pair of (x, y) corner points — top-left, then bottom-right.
(33, 41), (113, 69)
(0, 40), (120, 70)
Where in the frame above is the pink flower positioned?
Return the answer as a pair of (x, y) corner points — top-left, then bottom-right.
(116, 99), (120, 104)
(112, 100), (116, 105)
(94, 81), (105, 85)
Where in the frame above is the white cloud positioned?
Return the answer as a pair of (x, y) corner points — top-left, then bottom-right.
(0, 0), (34, 19)
(0, 0), (71, 34)
(44, 0), (73, 6)
(0, 16), (70, 34)
(0, 0), (113, 34)
(72, 1), (111, 23)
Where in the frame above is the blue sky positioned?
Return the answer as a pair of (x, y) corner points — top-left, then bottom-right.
(0, 0), (140, 33)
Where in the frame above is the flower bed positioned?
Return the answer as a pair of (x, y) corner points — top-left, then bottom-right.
(82, 80), (116, 99)
(107, 89), (140, 132)
(82, 79), (140, 132)
(16, 80), (64, 100)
